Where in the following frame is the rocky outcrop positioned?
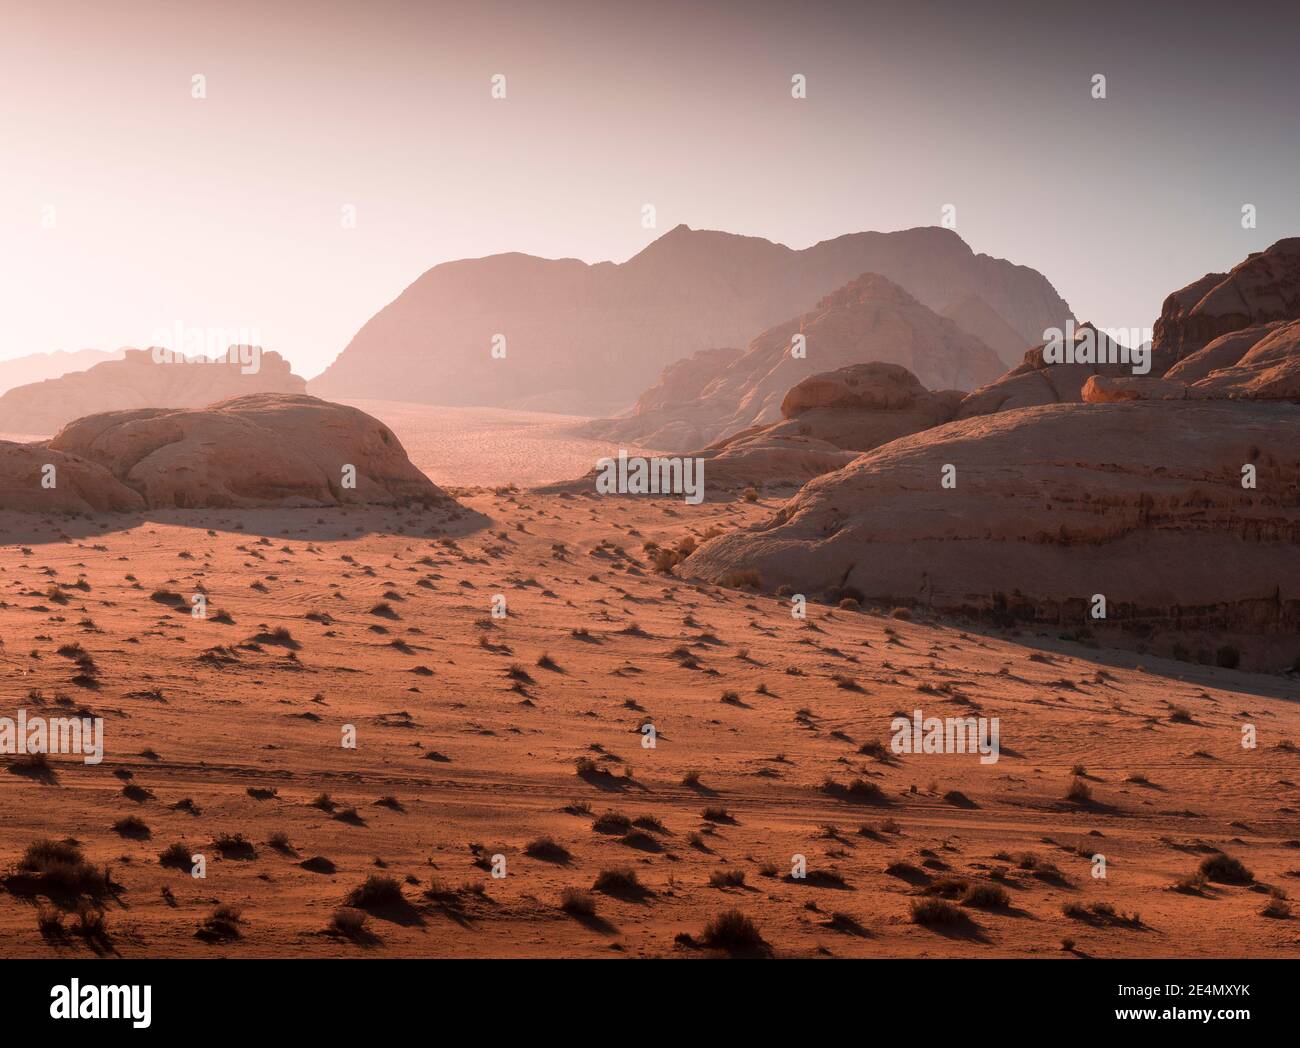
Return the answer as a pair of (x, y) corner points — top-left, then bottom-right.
(1151, 238), (1300, 373)
(0, 348), (306, 436)
(1082, 319), (1300, 404)
(0, 441), (144, 513)
(696, 363), (962, 489)
(955, 324), (1138, 419)
(579, 274), (1007, 452)
(310, 224), (1072, 414)
(683, 401), (1300, 670)
(0, 394), (452, 512)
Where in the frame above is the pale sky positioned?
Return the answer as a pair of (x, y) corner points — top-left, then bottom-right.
(2, 0), (1297, 378)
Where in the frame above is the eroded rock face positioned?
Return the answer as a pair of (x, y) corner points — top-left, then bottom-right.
(684, 401), (1300, 669)
(1081, 319), (1300, 404)
(1151, 237), (1300, 373)
(0, 441), (144, 513)
(580, 274), (1007, 452)
(0, 394), (452, 512)
(955, 325), (1137, 419)
(1172, 319), (1300, 399)
(46, 394), (448, 510)
(0, 348), (306, 436)
(695, 363), (963, 490)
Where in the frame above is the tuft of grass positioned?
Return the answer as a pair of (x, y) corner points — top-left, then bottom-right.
(1066, 777), (1092, 803)
(559, 888), (597, 917)
(524, 836), (571, 862)
(961, 881), (1010, 909)
(1261, 889), (1291, 918)
(199, 903), (242, 939)
(16, 838), (108, 896)
(592, 867), (644, 895)
(329, 907), (370, 939)
(344, 874), (405, 909)
(910, 897), (966, 926)
(700, 908), (766, 952)
(1198, 852), (1253, 885)
(592, 811), (631, 834)
(112, 815), (150, 839)
(708, 868), (747, 888)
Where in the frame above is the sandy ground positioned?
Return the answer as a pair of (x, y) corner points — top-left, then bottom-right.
(1, 484), (1298, 959)
(339, 401), (662, 487)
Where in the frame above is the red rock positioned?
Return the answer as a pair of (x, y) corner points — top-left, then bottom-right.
(684, 400), (1300, 670)
(0, 348), (305, 436)
(0, 440), (144, 513)
(41, 394), (451, 510)
(1151, 237), (1300, 372)
(311, 224), (1071, 414)
(956, 324), (1137, 418)
(581, 274), (1006, 452)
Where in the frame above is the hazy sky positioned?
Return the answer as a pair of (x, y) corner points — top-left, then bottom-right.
(2, 0), (1297, 378)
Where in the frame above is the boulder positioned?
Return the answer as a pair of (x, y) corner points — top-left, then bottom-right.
(684, 401), (1300, 669)
(0, 441), (144, 513)
(47, 394), (448, 509)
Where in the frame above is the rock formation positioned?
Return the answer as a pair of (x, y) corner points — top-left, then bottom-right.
(0, 348), (123, 399)
(695, 363), (962, 489)
(0, 348), (306, 436)
(1151, 237), (1300, 373)
(940, 294), (1030, 366)
(0, 394), (452, 512)
(579, 274), (1007, 452)
(310, 224), (1072, 414)
(0, 441), (143, 513)
(1082, 319), (1300, 404)
(954, 324), (1138, 419)
(683, 401), (1300, 670)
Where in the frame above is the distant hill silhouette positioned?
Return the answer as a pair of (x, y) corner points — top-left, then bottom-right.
(309, 224), (1072, 414)
(0, 348), (123, 396)
(0, 348), (304, 435)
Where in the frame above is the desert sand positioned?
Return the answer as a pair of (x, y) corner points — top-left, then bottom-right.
(2, 426), (1298, 957)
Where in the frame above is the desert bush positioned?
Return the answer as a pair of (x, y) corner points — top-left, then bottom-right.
(344, 874), (405, 909)
(700, 908), (765, 951)
(708, 868), (746, 888)
(1198, 852), (1253, 885)
(910, 898), (965, 925)
(559, 888), (597, 917)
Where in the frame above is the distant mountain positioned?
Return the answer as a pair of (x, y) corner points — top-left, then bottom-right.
(0, 348), (305, 435)
(940, 294), (1029, 366)
(577, 273), (1007, 451)
(0, 348), (123, 396)
(309, 225), (1072, 415)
